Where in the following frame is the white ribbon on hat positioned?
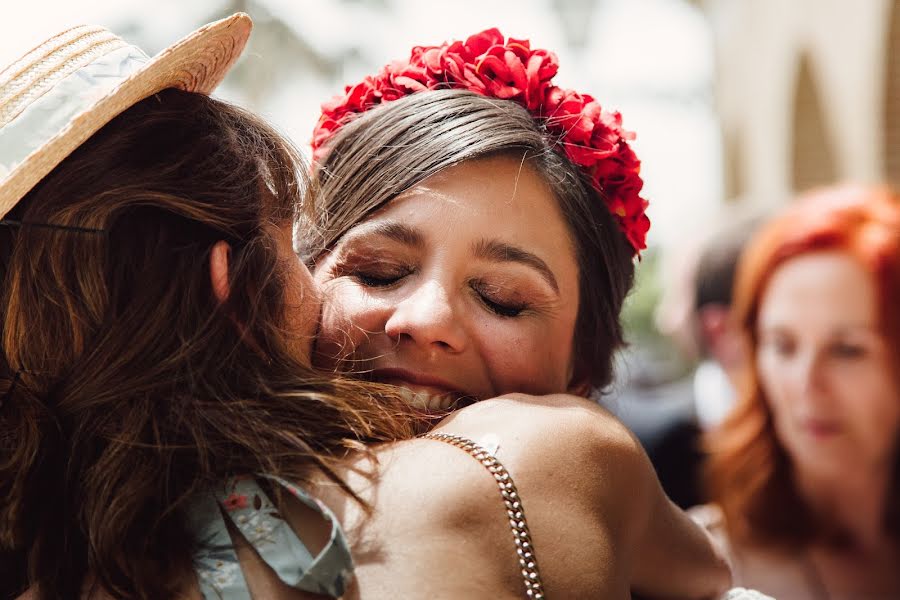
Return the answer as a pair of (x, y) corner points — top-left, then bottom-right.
(0, 44), (150, 181)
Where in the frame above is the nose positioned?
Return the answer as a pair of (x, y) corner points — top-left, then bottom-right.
(384, 279), (467, 353)
(796, 350), (828, 398)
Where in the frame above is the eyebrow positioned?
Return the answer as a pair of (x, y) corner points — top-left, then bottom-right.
(340, 221), (425, 249)
(338, 223), (561, 294)
(471, 238), (560, 293)
(759, 323), (878, 337)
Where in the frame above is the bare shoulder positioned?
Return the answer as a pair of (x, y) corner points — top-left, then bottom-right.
(436, 393), (641, 452)
(432, 393), (652, 510)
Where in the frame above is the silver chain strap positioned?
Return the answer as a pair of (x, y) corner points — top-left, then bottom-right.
(421, 432), (546, 599)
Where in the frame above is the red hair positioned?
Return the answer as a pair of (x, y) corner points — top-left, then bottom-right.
(705, 185), (900, 548)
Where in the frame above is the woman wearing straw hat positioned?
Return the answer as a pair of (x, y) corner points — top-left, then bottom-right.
(0, 14), (732, 600)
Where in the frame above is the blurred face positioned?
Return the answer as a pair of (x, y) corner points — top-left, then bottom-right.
(313, 156), (581, 412)
(275, 222), (321, 367)
(757, 251), (900, 478)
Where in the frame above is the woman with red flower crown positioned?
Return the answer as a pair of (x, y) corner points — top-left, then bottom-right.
(292, 29), (740, 599)
(304, 28), (649, 410)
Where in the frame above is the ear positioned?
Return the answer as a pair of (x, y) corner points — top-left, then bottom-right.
(698, 304), (744, 370)
(210, 241), (231, 304)
(566, 362), (593, 397)
(697, 304), (730, 350)
(567, 377), (592, 398)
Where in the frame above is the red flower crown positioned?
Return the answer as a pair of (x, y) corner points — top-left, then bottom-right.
(312, 28), (650, 255)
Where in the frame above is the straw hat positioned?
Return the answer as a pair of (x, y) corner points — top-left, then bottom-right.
(0, 12), (252, 220)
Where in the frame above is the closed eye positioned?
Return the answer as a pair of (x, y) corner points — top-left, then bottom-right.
(354, 270), (407, 288)
(830, 343), (866, 359)
(471, 281), (528, 318)
(330, 255), (414, 289)
(351, 266), (414, 288)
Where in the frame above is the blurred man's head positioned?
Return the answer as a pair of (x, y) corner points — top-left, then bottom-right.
(656, 204), (768, 375)
(693, 214), (766, 373)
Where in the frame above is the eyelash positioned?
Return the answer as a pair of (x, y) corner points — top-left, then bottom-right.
(347, 264), (413, 288)
(480, 296), (526, 318)
(338, 261), (529, 318)
(471, 281), (528, 318)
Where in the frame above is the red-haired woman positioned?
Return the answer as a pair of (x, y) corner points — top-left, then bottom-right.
(695, 185), (900, 599)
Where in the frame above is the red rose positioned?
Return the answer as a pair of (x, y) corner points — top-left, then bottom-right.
(312, 114), (341, 159)
(543, 86), (593, 115)
(345, 76), (383, 111)
(523, 50), (558, 110)
(409, 44), (428, 64)
(543, 87), (593, 139)
(590, 144), (640, 182)
(464, 28), (504, 57)
(599, 109), (635, 141)
(621, 212), (650, 252)
(506, 37), (531, 58)
(421, 44), (486, 93)
(475, 46), (528, 100)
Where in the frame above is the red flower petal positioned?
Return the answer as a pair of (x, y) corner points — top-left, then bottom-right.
(465, 28), (504, 56)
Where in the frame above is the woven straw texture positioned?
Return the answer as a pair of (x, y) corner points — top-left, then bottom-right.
(0, 12), (252, 218)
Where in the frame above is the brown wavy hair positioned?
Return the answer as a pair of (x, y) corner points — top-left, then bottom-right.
(303, 90), (636, 391)
(0, 89), (418, 599)
(705, 185), (900, 549)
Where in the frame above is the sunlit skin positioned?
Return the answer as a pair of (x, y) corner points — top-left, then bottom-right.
(756, 251), (900, 482)
(312, 156), (583, 411)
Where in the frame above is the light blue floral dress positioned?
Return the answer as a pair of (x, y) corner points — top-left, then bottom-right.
(189, 475), (353, 599)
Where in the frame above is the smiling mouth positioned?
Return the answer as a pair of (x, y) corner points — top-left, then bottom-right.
(368, 369), (476, 413)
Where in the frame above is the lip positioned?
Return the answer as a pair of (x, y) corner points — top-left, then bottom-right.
(369, 368), (460, 394)
(799, 418), (842, 438)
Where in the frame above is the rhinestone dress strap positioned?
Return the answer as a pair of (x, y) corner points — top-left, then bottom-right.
(420, 432), (547, 600)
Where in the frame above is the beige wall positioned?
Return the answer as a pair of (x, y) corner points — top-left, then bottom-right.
(701, 0), (893, 206)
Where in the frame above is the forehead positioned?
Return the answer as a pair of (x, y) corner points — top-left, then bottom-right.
(758, 251), (877, 330)
(375, 155), (571, 236)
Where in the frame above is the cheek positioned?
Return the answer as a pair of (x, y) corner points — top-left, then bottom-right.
(757, 349), (785, 389)
(473, 316), (577, 395)
(314, 281), (386, 365)
(757, 348), (798, 403)
(757, 353), (795, 426)
(844, 372), (900, 444)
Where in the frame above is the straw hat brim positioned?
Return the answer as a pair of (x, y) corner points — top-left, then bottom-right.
(0, 12), (252, 218)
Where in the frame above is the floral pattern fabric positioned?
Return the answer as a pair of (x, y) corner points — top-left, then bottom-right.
(191, 475), (354, 599)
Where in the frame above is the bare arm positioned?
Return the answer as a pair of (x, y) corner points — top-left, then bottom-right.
(625, 441), (732, 599)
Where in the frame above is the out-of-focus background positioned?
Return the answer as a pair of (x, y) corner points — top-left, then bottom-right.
(3, 0), (897, 467)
